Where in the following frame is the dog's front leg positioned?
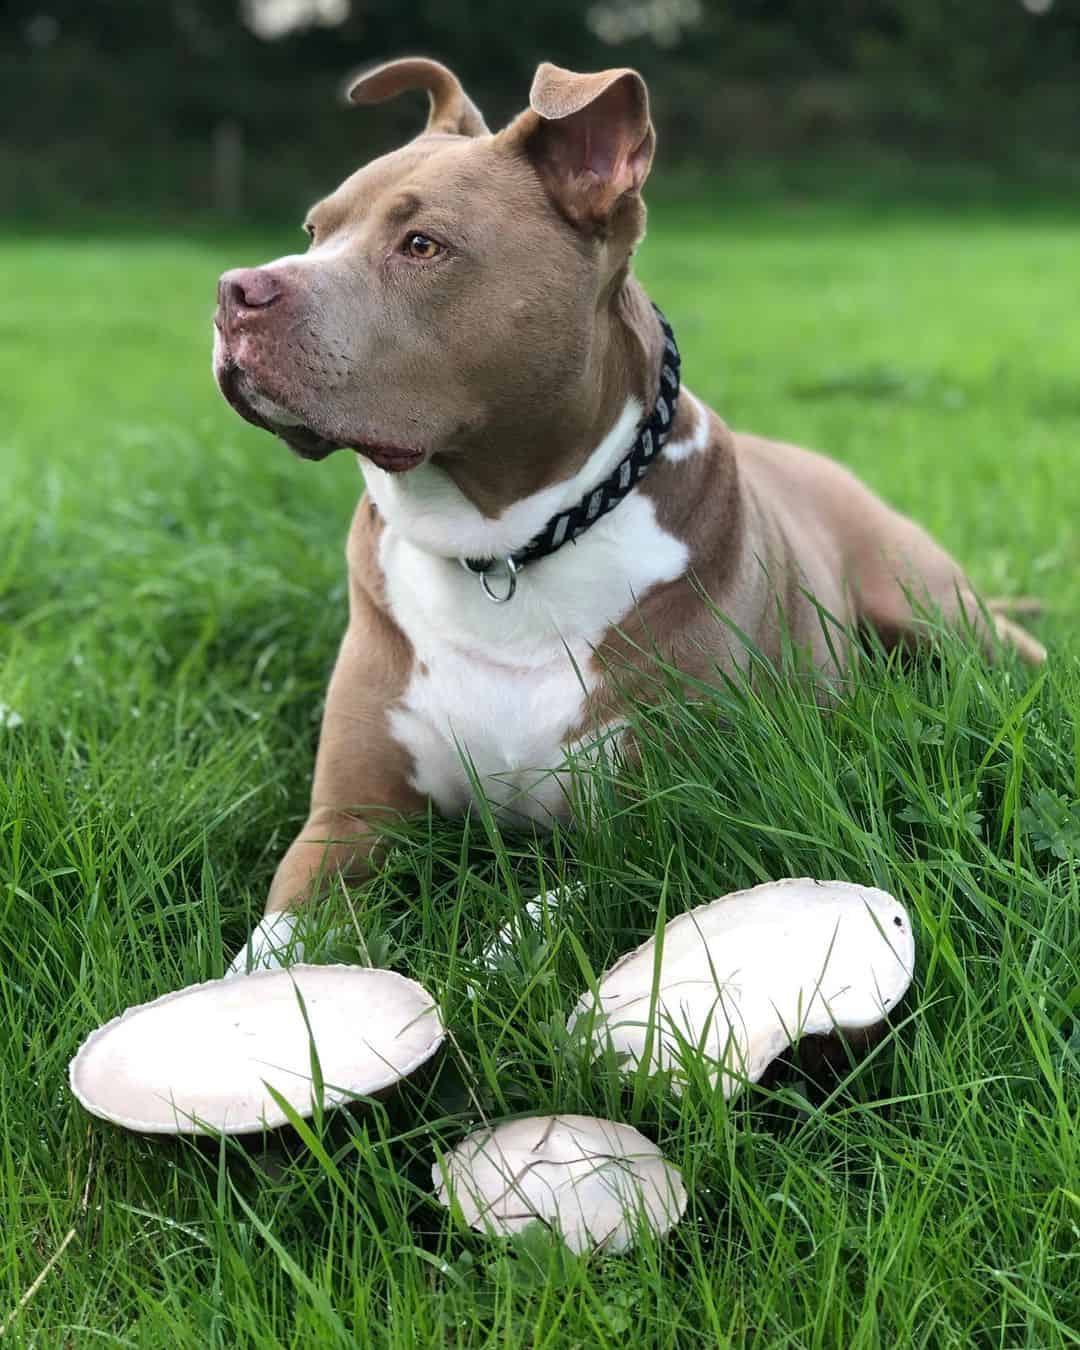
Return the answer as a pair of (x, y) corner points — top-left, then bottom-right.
(264, 806), (380, 914)
(229, 598), (424, 974)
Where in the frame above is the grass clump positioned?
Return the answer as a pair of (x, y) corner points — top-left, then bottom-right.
(1, 205), (1078, 1345)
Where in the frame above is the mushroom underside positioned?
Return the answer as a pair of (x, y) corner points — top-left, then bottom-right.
(569, 879), (915, 1095)
(69, 964), (445, 1134)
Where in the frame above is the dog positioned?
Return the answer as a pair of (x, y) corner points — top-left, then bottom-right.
(212, 58), (1044, 969)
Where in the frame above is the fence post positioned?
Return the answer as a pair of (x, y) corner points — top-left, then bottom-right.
(212, 119), (244, 216)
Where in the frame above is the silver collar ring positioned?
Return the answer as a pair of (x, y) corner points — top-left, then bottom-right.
(477, 556), (518, 603)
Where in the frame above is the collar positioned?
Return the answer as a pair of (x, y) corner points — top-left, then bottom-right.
(461, 303), (681, 602)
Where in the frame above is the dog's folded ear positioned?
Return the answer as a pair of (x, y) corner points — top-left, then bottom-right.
(347, 58), (489, 138)
(507, 62), (654, 230)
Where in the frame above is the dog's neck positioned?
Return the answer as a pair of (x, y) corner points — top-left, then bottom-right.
(362, 277), (666, 562)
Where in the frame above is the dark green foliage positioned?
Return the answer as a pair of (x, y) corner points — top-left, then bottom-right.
(5, 1), (1080, 218)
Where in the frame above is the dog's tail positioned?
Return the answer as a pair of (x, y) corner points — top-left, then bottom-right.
(984, 597), (1047, 665)
(986, 596), (1045, 618)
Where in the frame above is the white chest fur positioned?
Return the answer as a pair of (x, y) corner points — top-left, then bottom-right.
(365, 397), (703, 824)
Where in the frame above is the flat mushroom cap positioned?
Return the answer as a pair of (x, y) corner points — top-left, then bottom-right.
(70, 965), (445, 1135)
(569, 879), (915, 1096)
(433, 1114), (687, 1254)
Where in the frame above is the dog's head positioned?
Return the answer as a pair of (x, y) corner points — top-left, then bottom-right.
(213, 58), (655, 476)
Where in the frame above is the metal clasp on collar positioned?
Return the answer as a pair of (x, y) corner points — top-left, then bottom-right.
(460, 555), (519, 603)
(478, 555), (518, 603)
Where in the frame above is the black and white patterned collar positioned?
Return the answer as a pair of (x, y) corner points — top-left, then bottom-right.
(461, 304), (681, 602)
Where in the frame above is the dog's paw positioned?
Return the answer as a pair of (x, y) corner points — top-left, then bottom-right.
(467, 883), (583, 997)
(226, 911), (305, 977)
(478, 896), (549, 971)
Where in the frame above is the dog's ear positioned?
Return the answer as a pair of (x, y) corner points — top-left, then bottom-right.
(508, 62), (654, 229)
(347, 58), (488, 138)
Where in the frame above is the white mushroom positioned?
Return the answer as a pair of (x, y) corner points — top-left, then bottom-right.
(433, 1114), (687, 1254)
(70, 964), (444, 1134)
(568, 879), (915, 1096)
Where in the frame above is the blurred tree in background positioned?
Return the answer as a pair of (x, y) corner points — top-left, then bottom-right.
(4, 0), (1079, 218)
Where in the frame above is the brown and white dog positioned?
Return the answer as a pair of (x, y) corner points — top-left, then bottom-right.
(212, 58), (1044, 970)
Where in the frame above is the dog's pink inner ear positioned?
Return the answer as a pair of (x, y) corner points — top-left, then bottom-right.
(348, 57), (488, 138)
(525, 62), (654, 227)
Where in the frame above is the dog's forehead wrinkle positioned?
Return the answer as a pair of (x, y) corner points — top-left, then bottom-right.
(324, 137), (552, 242)
(336, 135), (480, 200)
(384, 190), (423, 223)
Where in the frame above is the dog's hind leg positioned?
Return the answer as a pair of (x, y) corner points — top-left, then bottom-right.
(844, 507), (1046, 666)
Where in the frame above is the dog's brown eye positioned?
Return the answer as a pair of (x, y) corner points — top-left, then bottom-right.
(404, 232), (442, 260)
(303, 222), (316, 242)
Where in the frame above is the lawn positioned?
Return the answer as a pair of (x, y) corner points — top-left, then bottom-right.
(1, 193), (1078, 1346)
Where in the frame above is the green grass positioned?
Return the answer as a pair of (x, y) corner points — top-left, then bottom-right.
(1, 197), (1079, 1347)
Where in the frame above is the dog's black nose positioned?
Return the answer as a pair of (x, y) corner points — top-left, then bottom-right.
(218, 267), (282, 314)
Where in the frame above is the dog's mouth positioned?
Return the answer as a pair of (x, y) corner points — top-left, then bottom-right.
(218, 364), (339, 461)
(218, 364), (424, 471)
(352, 444), (425, 474)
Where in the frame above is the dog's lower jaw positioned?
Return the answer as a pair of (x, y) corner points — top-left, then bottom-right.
(218, 364), (427, 469)
(279, 427), (340, 461)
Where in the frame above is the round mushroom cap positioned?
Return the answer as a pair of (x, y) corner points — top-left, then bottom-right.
(569, 878), (915, 1096)
(433, 1114), (687, 1254)
(70, 964), (444, 1135)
